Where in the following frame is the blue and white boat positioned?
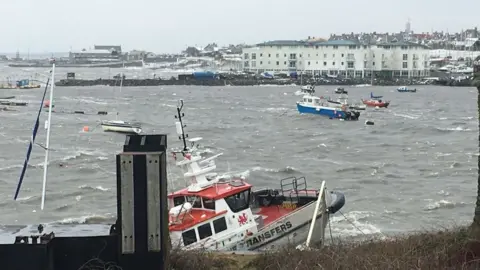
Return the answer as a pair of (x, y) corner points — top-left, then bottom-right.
(397, 86), (417, 92)
(296, 90), (360, 120)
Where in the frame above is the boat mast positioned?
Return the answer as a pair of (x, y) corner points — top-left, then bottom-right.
(117, 72), (123, 120)
(40, 62), (55, 210)
(175, 100), (188, 151)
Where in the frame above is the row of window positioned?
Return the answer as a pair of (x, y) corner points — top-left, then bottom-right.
(172, 189), (251, 213)
(243, 69), (430, 77)
(262, 45), (416, 50)
(182, 216), (228, 246)
(245, 60), (427, 69)
(246, 52), (425, 60)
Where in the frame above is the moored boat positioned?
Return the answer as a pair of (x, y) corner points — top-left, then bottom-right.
(370, 92), (383, 99)
(327, 94), (366, 111)
(101, 120), (142, 134)
(295, 85), (315, 96)
(297, 90), (360, 120)
(168, 100), (346, 251)
(361, 98), (390, 108)
(334, 87), (348, 94)
(100, 72), (142, 134)
(16, 79), (41, 89)
(397, 86), (417, 92)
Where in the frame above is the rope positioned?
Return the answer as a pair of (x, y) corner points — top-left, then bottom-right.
(338, 210), (367, 236)
(328, 212), (334, 245)
(76, 240), (123, 270)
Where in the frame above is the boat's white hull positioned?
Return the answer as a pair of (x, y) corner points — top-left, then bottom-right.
(176, 191), (339, 251)
(101, 124), (141, 134)
(242, 199), (328, 251)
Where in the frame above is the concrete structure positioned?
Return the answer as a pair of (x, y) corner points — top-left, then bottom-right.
(242, 40), (431, 78)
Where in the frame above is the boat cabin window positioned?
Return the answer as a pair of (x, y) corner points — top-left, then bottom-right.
(186, 196), (202, 208)
(173, 196), (185, 207)
(202, 197), (215, 210)
(308, 99), (313, 102)
(182, 229), (197, 246)
(224, 189), (251, 213)
(213, 217), (228, 234)
(173, 196), (202, 208)
(198, 223), (213, 240)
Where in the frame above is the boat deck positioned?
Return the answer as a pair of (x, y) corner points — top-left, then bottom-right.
(254, 205), (295, 226)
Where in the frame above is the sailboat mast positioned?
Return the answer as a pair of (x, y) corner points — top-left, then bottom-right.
(40, 63), (55, 210)
(117, 72), (123, 120)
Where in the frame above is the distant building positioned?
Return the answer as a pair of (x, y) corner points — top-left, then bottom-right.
(242, 39), (431, 78)
(94, 45), (122, 54)
(69, 45), (123, 63)
(127, 50), (146, 61)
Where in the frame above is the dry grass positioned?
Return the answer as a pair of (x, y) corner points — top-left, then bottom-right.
(169, 227), (480, 270)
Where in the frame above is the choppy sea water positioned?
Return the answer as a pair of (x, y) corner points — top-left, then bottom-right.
(0, 66), (477, 244)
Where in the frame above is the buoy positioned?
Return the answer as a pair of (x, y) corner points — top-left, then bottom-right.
(83, 126), (89, 132)
(43, 100), (55, 108)
(365, 120), (374, 125)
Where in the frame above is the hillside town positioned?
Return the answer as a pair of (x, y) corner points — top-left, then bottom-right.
(1, 23), (479, 83)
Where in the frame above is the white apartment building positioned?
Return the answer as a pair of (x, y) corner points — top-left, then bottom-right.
(242, 40), (430, 78)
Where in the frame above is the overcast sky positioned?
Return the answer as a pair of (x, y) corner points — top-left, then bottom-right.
(1, 0), (478, 54)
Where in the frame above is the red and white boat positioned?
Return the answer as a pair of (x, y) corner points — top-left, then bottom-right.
(361, 98), (390, 108)
(167, 100), (346, 251)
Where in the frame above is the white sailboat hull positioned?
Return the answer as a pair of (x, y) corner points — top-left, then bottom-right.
(101, 125), (141, 134)
(101, 120), (142, 134)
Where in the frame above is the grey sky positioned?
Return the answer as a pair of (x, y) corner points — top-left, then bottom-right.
(1, 0), (478, 54)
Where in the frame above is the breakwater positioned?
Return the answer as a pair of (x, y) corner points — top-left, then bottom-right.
(55, 77), (447, 87)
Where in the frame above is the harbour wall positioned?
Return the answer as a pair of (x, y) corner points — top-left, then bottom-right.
(55, 77), (464, 87)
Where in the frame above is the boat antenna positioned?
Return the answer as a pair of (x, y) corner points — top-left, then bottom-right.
(175, 99), (188, 151)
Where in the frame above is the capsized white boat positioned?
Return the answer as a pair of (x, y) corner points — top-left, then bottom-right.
(101, 72), (142, 134)
(101, 120), (142, 134)
(168, 100), (346, 251)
